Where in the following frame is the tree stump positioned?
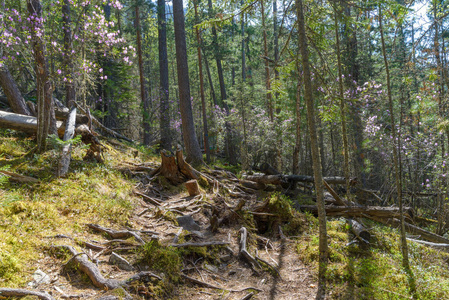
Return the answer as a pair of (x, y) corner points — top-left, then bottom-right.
(155, 146), (201, 185)
(185, 179), (200, 196)
(159, 150), (185, 185)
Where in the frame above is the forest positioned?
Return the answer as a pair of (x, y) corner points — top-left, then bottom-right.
(1, 0), (449, 299)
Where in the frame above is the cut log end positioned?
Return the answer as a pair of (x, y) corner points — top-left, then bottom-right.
(185, 179), (200, 196)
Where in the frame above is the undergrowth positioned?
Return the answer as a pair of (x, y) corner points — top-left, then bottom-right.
(296, 216), (449, 299)
(0, 131), (155, 287)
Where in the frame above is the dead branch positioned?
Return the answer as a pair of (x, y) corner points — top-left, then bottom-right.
(75, 104), (133, 143)
(255, 254), (281, 277)
(239, 227), (261, 270)
(169, 241), (230, 247)
(0, 288), (55, 300)
(0, 170), (39, 183)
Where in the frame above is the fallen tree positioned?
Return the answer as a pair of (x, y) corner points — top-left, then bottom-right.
(242, 174), (356, 187)
(0, 110), (65, 136)
(299, 205), (414, 219)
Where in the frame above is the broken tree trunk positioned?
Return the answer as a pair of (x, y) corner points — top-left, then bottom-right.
(0, 110), (65, 137)
(299, 205), (414, 219)
(0, 66), (31, 116)
(154, 147), (201, 185)
(58, 107), (76, 177)
(348, 219), (370, 243)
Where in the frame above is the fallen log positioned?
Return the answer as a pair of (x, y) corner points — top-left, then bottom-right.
(58, 107), (77, 177)
(0, 110), (65, 137)
(372, 217), (449, 244)
(299, 205), (414, 219)
(407, 238), (449, 249)
(243, 174), (356, 186)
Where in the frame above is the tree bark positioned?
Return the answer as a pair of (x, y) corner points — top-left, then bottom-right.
(58, 107), (77, 177)
(135, 3), (150, 145)
(0, 66), (31, 115)
(296, 0), (328, 298)
(261, 0), (273, 121)
(194, 0), (210, 163)
(158, 0), (171, 150)
(28, 0), (57, 152)
(173, 0), (203, 166)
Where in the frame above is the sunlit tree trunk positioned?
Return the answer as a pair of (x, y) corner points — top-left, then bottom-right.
(62, 0), (75, 108)
(158, 0), (171, 150)
(194, 0), (210, 163)
(173, 0), (203, 166)
(333, 6), (350, 197)
(296, 0), (328, 298)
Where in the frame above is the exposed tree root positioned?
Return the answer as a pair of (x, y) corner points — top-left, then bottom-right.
(86, 224), (145, 244)
(0, 288), (54, 300)
(181, 274), (262, 293)
(52, 245), (160, 290)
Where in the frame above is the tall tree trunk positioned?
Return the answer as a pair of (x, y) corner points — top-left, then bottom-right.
(202, 47), (217, 107)
(261, 0), (273, 121)
(27, 0), (56, 152)
(292, 70), (302, 175)
(240, 1), (249, 170)
(135, 3), (150, 145)
(194, 0), (210, 163)
(173, 0), (203, 166)
(158, 0), (171, 150)
(0, 66), (31, 115)
(62, 0), (75, 108)
(297, 0), (328, 298)
(333, 6), (350, 197)
(379, 4), (412, 281)
(207, 0), (227, 107)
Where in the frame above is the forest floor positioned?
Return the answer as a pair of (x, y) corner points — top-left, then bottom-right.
(1, 130), (449, 299)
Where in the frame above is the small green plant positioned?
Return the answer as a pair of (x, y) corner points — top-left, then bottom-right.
(0, 165), (10, 187)
(47, 134), (85, 151)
